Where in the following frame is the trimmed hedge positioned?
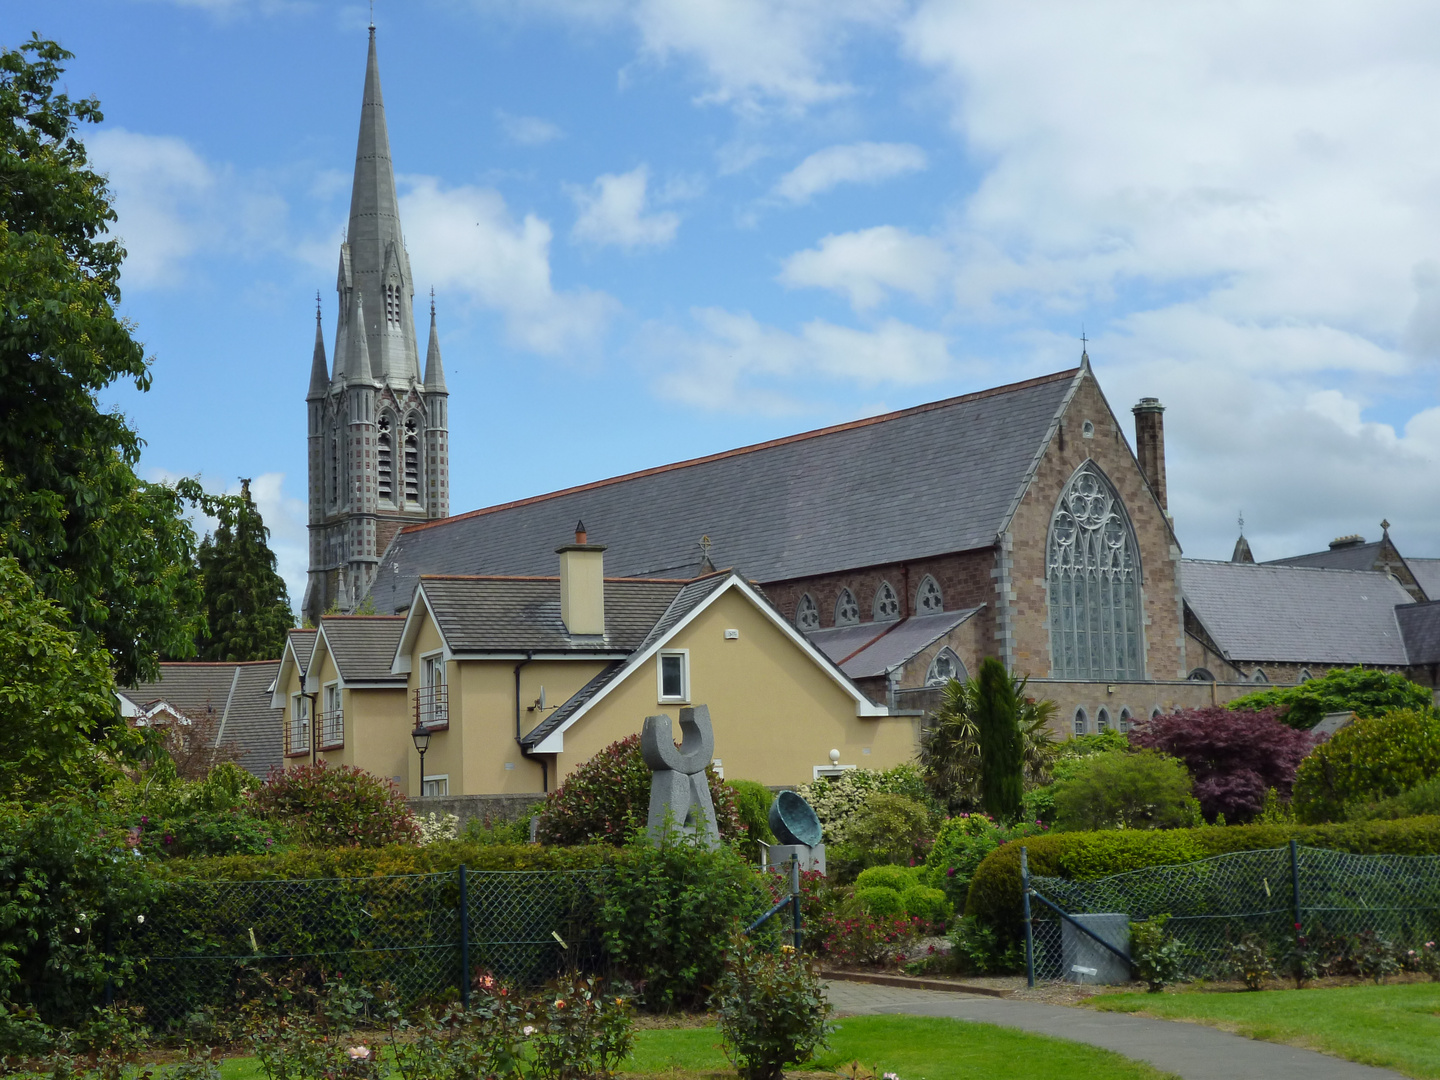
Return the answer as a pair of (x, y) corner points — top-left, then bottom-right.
(160, 840), (620, 881)
(965, 816), (1440, 938)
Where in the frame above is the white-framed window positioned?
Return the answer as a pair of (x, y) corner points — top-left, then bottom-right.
(834, 588), (859, 626)
(1119, 707), (1133, 733)
(813, 763), (858, 780)
(421, 774), (448, 797)
(873, 581), (900, 621)
(1047, 461), (1143, 680)
(795, 593), (820, 632)
(288, 692), (311, 754)
(658, 649), (689, 702)
(1096, 707), (1111, 733)
(925, 647), (966, 687)
(321, 682), (343, 747)
(1074, 708), (1088, 735)
(419, 650), (447, 725)
(916, 575), (943, 613)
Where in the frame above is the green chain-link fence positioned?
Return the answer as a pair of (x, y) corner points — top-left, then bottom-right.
(1024, 843), (1440, 983)
(117, 868), (609, 1030)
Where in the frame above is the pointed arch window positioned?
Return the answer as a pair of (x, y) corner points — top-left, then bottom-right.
(1047, 461), (1144, 680)
(926, 647), (966, 687)
(330, 428), (340, 507)
(1118, 707), (1133, 733)
(916, 575), (943, 614)
(835, 589), (859, 626)
(873, 581), (900, 622)
(795, 593), (820, 632)
(1074, 708), (1088, 735)
(1097, 707), (1111, 732)
(404, 415), (420, 505)
(377, 414), (394, 503)
(1251, 668), (1268, 684)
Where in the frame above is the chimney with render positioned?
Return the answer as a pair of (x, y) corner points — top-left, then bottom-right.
(557, 521), (606, 636)
(1131, 397), (1168, 514)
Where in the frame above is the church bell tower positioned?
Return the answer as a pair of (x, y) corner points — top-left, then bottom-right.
(304, 26), (450, 625)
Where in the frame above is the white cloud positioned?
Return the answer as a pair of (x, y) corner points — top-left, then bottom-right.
(568, 165), (679, 250)
(496, 109), (564, 146)
(644, 307), (952, 411)
(773, 142), (927, 205)
(780, 226), (949, 310)
(400, 175), (617, 354)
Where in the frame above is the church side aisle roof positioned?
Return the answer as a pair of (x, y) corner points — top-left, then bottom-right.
(371, 368), (1079, 612)
(1182, 559), (1413, 665)
(1409, 558), (1440, 602)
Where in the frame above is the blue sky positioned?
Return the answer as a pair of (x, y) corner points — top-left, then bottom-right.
(9, 1), (1440, 607)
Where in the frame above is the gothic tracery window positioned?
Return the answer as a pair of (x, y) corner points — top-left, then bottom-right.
(925, 647), (965, 687)
(873, 581), (900, 622)
(834, 588), (859, 626)
(377, 414), (394, 503)
(916, 575), (943, 613)
(1047, 462), (1143, 680)
(404, 415), (420, 505)
(795, 593), (820, 631)
(1074, 708), (1088, 735)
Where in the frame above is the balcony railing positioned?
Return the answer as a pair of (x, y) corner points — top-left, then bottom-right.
(285, 718), (311, 757)
(415, 684), (449, 728)
(319, 709), (345, 750)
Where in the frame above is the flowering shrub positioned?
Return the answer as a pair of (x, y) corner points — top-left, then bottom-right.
(1130, 707), (1315, 823)
(1293, 709), (1440, 823)
(713, 936), (831, 1080)
(240, 972), (382, 1080)
(1222, 933), (1275, 990)
(534, 735), (741, 846)
(251, 763), (419, 847)
(795, 766), (937, 845)
(817, 910), (922, 967)
(923, 813), (1045, 911)
(416, 812), (460, 846)
(385, 978), (525, 1080)
(1130, 916), (1187, 992)
(1414, 941), (1440, 980)
(526, 971), (634, 1080)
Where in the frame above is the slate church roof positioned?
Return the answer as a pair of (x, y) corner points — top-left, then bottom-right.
(1397, 600), (1440, 667)
(1410, 559), (1440, 603)
(1181, 560), (1414, 666)
(369, 368), (1080, 613)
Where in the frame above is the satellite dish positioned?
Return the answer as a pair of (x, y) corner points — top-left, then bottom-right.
(768, 790), (823, 848)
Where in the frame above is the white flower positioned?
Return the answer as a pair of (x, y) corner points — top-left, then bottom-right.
(523, 1026), (535, 1037)
(347, 1046), (370, 1060)
(136, 915), (145, 925)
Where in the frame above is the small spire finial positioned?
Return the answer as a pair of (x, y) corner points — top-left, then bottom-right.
(430, 286), (435, 318)
(1238, 509), (1245, 537)
(699, 535), (712, 559)
(1381, 518), (1391, 532)
(316, 290), (322, 321)
(369, 0), (375, 31)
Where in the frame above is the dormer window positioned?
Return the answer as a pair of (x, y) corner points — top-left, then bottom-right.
(916, 575), (943, 613)
(834, 589), (859, 626)
(873, 581), (900, 622)
(795, 593), (820, 632)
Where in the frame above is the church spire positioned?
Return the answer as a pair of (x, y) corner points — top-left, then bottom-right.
(424, 288), (448, 392)
(308, 292), (329, 399)
(345, 26), (419, 385)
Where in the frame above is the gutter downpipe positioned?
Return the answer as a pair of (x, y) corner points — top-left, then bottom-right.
(514, 652), (547, 792)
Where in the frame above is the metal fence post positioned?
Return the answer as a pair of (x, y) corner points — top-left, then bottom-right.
(1021, 846), (1035, 988)
(790, 855), (803, 952)
(1289, 839), (1303, 943)
(458, 864), (470, 1006)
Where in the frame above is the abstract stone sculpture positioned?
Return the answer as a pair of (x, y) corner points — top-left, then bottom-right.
(641, 705), (720, 849)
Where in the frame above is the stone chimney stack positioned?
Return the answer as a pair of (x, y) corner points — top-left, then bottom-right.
(557, 521), (606, 637)
(1132, 397), (1168, 514)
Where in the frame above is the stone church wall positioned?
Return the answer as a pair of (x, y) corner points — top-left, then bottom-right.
(1005, 371), (1187, 682)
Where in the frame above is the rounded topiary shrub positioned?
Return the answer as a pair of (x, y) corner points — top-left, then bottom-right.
(854, 885), (905, 918)
(841, 793), (936, 868)
(853, 865), (913, 892)
(1051, 749), (1200, 831)
(535, 734), (742, 846)
(251, 762), (418, 847)
(899, 885), (952, 928)
(1293, 708), (1440, 823)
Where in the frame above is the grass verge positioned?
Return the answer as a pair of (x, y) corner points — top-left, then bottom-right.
(214, 1015), (1177, 1080)
(1090, 982), (1440, 1079)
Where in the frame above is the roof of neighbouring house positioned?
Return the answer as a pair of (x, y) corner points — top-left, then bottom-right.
(121, 660), (283, 777)
(1181, 560), (1414, 665)
(807, 608), (983, 680)
(314, 616), (407, 684)
(369, 368), (1081, 612)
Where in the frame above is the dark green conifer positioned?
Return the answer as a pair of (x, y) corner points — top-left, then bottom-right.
(196, 479), (292, 660)
(976, 656), (1024, 821)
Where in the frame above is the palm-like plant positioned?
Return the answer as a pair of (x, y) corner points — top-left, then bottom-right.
(918, 671), (1058, 817)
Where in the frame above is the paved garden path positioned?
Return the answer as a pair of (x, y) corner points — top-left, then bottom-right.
(823, 980), (1407, 1080)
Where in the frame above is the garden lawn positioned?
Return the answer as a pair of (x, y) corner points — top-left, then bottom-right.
(214, 1015), (1176, 1080)
(1091, 982), (1440, 1079)
(621, 1014), (1178, 1080)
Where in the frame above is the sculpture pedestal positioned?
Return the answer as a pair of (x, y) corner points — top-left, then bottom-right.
(766, 843), (825, 875)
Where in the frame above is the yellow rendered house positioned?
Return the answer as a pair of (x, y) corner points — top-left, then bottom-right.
(279, 528), (918, 797)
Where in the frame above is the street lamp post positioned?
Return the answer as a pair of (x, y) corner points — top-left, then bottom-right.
(411, 725), (431, 797)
